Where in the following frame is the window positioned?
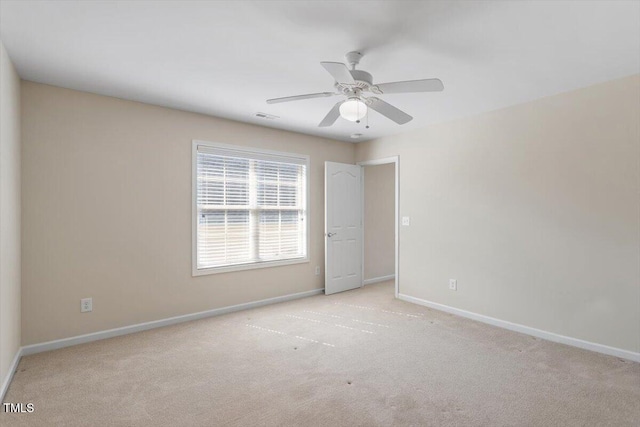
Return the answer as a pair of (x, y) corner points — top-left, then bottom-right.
(193, 141), (308, 275)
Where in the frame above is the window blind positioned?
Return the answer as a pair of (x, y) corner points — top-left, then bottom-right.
(196, 144), (307, 271)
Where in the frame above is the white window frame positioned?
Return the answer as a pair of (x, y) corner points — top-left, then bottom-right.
(192, 140), (310, 276)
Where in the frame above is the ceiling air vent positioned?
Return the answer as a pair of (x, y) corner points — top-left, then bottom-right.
(255, 112), (279, 120)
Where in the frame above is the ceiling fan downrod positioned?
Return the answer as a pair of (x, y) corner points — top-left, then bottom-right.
(345, 51), (362, 70)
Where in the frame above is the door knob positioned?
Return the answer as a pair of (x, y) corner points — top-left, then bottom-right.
(326, 232), (337, 237)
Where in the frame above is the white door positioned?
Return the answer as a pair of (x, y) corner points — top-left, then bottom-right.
(325, 162), (362, 295)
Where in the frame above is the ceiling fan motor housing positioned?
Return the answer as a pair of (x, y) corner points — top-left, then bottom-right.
(335, 69), (373, 95)
(350, 70), (373, 87)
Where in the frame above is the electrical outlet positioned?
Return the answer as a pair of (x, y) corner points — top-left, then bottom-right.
(402, 216), (410, 226)
(81, 298), (92, 312)
(449, 279), (457, 291)
(315, 266), (321, 276)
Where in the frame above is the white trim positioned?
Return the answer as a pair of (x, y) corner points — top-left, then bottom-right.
(358, 156), (400, 298)
(398, 293), (640, 363)
(192, 140), (198, 275)
(359, 166), (365, 289)
(1, 347), (22, 402)
(194, 141), (308, 165)
(363, 275), (396, 285)
(358, 156), (399, 167)
(192, 140), (311, 277)
(21, 288), (323, 357)
(192, 258), (309, 276)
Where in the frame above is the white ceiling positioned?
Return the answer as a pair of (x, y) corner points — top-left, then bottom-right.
(1, 1), (639, 143)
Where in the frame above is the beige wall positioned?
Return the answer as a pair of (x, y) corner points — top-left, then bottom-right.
(356, 74), (640, 353)
(18, 74), (640, 354)
(0, 41), (21, 384)
(363, 163), (395, 280)
(21, 82), (355, 345)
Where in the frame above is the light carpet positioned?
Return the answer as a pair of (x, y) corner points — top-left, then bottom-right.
(2, 281), (639, 426)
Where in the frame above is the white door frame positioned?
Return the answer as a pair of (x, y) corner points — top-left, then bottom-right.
(357, 156), (399, 298)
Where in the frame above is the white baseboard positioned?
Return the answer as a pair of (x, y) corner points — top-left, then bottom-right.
(363, 274), (395, 286)
(398, 293), (640, 363)
(1, 347), (22, 402)
(21, 288), (323, 357)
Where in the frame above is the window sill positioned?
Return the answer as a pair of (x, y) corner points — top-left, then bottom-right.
(192, 257), (309, 276)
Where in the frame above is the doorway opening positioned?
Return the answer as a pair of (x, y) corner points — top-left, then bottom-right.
(358, 157), (399, 298)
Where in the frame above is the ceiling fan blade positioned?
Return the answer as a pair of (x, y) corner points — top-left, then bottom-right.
(266, 92), (337, 104)
(318, 101), (343, 127)
(368, 97), (413, 124)
(320, 62), (355, 85)
(374, 78), (444, 94)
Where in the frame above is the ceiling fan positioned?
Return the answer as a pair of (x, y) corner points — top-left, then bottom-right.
(266, 51), (444, 127)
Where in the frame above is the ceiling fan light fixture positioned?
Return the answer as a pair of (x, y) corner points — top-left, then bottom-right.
(339, 98), (367, 122)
